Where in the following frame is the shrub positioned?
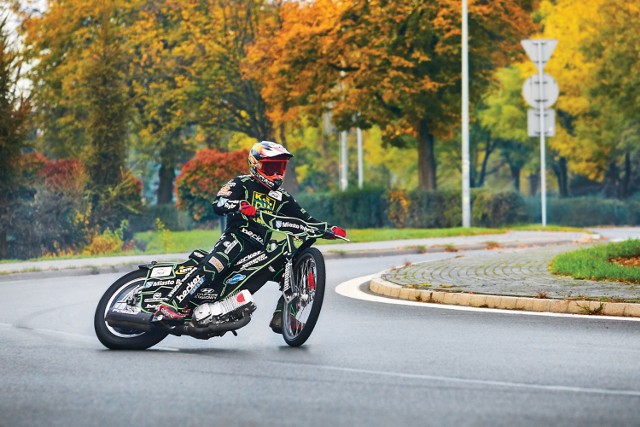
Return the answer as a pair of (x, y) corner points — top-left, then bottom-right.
(83, 221), (129, 255)
(388, 190), (410, 227)
(472, 190), (527, 227)
(91, 169), (144, 234)
(176, 148), (248, 222)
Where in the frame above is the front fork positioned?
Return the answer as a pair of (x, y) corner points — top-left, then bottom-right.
(282, 259), (295, 304)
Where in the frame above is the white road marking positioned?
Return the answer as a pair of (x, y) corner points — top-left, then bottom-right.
(335, 274), (640, 322)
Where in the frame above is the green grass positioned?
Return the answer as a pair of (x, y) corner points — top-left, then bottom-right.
(134, 229), (221, 253)
(318, 227), (502, 244)
(133, 226), (506, 251)
(549, 239), (640, 284)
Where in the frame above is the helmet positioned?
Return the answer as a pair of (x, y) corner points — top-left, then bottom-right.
(248, 141), (293, 191)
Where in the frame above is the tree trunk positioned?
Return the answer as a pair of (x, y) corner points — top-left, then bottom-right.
(621, 151), (631, 198)
(551, 156), (569, 197)
(157, 162), (176, 205)
(603, 161), (619, 198)
(528, 172), (539, 196)
(417, 120), (437, 190)
(0, 229), (6, 259)
(476, 136), (495, 188)
(509, 165), (521, 192)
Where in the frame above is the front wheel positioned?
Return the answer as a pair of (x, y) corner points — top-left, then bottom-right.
(282, 247), (326, 347)
(94, 270), (168, 350)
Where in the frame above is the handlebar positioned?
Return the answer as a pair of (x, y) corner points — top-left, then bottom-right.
(254, 210), (350, 242)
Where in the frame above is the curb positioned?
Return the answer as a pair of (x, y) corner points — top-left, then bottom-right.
(369, 277), (640, 318)
(0, 263), (148, 282)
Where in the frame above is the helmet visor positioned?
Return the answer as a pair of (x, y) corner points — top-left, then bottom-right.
(260, 159), (287, 177)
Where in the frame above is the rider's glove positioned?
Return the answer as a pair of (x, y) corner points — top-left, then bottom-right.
(330, 226), (347, 239)
(240, 201), (257, 219)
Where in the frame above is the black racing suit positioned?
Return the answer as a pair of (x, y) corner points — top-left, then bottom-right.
(165, 174), (327, 310)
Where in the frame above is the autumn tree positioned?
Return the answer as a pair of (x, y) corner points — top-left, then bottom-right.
(247, 0), (536, 190)
(176, 148), (248, 222)
(83, 1), (130, 193)
(126, 0), (201, 204)
(192, 0), (275, 143)
(0, 15), (31, 258)
(537, 0), (640, 198)
(21, 0), (135, 229)
(580, 0), (640, 197)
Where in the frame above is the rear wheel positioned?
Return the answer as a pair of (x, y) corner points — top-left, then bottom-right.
(282, 247), (325, 347)
(94, 270), (168, 350)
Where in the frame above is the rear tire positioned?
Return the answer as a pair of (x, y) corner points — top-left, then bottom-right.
(94, 270), (168, 350)
(282, 247), (325, 347)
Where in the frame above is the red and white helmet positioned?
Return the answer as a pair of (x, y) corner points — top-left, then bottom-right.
(248, 141), (293, 191)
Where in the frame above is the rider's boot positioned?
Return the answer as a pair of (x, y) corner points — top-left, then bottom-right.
(154, 303), (191, 323)
(269, 296), (284, 334)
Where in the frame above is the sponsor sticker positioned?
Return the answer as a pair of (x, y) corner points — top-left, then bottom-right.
(268, 190), (282, 201)
(223, 240), (239, 255)
(176, 275), (205, 303)
(176, 266), (195, 276)
(252, 193), (276, 211)
(150, 266), (173, 278)
(240, 227), (264, 244)
(208, 256), (225, 272)
(235, 250), (262, 266)
(225, 273), (246, 285)
(195, 288), (218, 300)
(241, 253), (268, 269)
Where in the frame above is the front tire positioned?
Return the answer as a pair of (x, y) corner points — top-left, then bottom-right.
(282, 247), (326, 347)
(94, 270), (168, 350)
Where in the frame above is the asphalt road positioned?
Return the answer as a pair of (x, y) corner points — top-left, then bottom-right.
(1, 251), (639, 427)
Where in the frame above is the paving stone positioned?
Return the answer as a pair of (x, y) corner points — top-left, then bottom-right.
(381, 244), (640, 302)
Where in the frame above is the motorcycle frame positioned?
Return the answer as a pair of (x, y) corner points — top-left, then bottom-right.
(137, 211), (324, 318)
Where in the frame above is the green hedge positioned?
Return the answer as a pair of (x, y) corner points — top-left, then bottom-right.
(130, 194), (640, 232)
(296, 188), (391, 228)
(525, 197), (640, 226)
(297, 188), (528, 228)
(129, 204), (196, 232)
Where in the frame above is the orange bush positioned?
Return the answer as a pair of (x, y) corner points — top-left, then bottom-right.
(176, 148), (248, 222)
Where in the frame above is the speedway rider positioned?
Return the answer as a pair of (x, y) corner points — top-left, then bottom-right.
(154, 141), (347, 333)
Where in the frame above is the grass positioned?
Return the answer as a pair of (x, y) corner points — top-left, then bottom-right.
(131, 226), (506, 254)
(134, 229), (221, 253)
(549, 239), (640, 284)
(132, 224), (574, 252)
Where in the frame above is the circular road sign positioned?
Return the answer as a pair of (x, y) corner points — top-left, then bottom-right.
(522, 73), (559, 109)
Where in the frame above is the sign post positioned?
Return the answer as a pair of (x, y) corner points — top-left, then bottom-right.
(521, 39), (558, 227)
(461, 0), (471, 227)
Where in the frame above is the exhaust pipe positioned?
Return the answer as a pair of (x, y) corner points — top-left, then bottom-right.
(105, 309), (155, 332)
(105, 307), (253, 339)
(170, 315), (252, 339)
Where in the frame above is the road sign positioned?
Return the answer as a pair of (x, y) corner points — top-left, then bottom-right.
(521, 39), (558, 71)
(521, 38), (558, 228)
(527, 109), (555, 137)
(522, 73), (559, 109)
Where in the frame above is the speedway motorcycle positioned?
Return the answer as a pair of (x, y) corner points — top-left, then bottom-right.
(94, 210), (347, 349)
